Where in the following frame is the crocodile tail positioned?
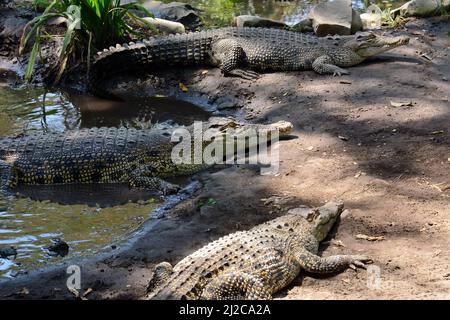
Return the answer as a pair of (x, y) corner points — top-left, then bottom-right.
(88, 30), (216, 99)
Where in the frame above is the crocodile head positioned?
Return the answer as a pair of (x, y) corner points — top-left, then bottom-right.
(344, 32), (409, 58)
(303, 202), (344, 241)
(204, 117), (293, 137)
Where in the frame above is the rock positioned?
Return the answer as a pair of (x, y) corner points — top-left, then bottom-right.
(46, 16), (69, 27)
(139, 17), (185, 34)
(0, 247), (17, 259)
(351, 7), (363, 34)
(233, 15), (286, 28)
(391, 0), (441, 17)
(290, 18), (313, 33)
(0, 15), (28, 38)
(309, 0), (362, 36)
(44, 238), (69, 257)
(143, 1), (203, 31)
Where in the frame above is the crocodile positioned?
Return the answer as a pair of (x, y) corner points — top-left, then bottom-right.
(89, 27), (409, 97)
(147, 202), (372, 300)
(0, 117), (292, 194)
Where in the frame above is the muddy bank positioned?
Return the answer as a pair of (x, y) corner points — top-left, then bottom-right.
(0, 16), (449, 299)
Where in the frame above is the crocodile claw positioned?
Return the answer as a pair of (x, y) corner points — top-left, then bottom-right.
(349, 255), (373, 270)
(227, 69), (261, 80)
(333, 68), (350, 77)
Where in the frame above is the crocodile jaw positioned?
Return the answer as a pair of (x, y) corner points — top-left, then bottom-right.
(346, 32), (410, 58)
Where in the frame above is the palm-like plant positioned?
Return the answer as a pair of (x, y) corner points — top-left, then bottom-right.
(20, 0), (154, 82)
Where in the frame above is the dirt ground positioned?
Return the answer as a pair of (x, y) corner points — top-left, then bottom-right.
(0, 16), (449, 299)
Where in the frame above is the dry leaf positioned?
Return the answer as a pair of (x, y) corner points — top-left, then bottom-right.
(431, 130), (444, 135)
(331, 239), (346, 247)
(390, 101), (413, 107)
(355, 234), (385, 241)
(433, 181), (450, 192)
(201, 70), (208, 75)
(17, 287), (29, 296)
(82, 288), (94, 298)
(179, 82), (188, 92)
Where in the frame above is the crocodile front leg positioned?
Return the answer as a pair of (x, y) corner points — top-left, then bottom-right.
(312, 55), (350, 76)
(211, 39), (260, 80)
(201, 272), (272, 300)
(295, 249), (372, 274)
(129, 165), (179, 195)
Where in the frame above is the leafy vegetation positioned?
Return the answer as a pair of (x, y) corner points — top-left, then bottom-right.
(380, 8), (404, 28)
(20, 0), (154, 82)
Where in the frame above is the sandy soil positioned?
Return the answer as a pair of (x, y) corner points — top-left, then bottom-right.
(0, 16), (449, 300)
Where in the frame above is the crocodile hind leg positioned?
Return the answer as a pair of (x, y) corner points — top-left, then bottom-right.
(295, 249), (373, 274)
(129, 165), (179, 195)
(312, 55), (350, 76)
(201, 272), (272, 300)
(147, 262), (173, 296)
(211, 39), (260, 80)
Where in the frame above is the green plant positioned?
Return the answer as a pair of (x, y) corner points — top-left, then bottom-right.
(20, 0), (154, 83)
(380, 8), (404, 28)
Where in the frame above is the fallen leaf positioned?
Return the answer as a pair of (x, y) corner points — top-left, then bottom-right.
(82, 288), (94, 298)
(433, 250), (442, 257)
(17, 287), (29, 296)
(430, 130), (444, 135)
(201, 70), (208, 75)
(331, 239), (346, 247)
(432, 181), (450, 192)
(338, 135), (349, 141)
(355, 234), (385, 241)
(420, 53), (432, 61)
(390, 101), (413, 107)
(307, 146), (314, 151)
(179, 82), (188, 92)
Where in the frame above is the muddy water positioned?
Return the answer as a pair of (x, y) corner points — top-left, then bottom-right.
(0, 72), (209, 277)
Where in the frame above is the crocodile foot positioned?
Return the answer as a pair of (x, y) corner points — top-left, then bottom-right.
(348, 255), (373, 270)
(227, 69), (261, 80)
(332, 67), (350, 77)
(160, 181), (180, 195)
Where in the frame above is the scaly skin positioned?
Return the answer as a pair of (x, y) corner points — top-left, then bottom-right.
(147, 202), (372, 300)
(90, 27), (409, 97)
(0, 117), (292, 194)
